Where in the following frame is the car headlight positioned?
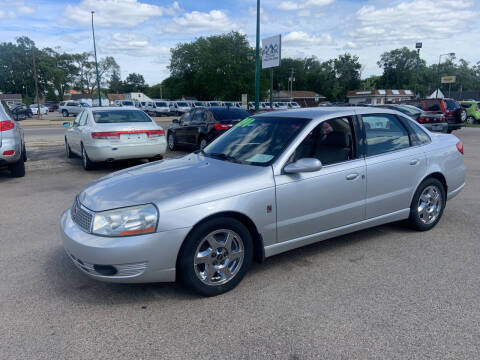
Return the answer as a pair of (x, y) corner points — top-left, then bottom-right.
(92, 204), (158, 237)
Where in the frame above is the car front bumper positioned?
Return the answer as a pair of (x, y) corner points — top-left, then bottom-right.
(84, 139), (167, 162)
(61, 209), (191, 283)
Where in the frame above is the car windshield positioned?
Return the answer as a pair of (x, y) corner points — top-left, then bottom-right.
(210, 102), (221, 106)
(291, 102), (299, 106)
(155, 102), (167, 107)
(211, 108), (250, 121)
(122, 101), (134, 106)
(177, 102), (188, 107)
(194, 102), (204, 106)
(203, 116), (308, 166)
(93, 110), (152, 123)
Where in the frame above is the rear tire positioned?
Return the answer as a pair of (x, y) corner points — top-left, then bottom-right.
(178, 217), (253, 296)
(9, 156), (25, 178)
(408, 178), (446, 231)
(199, 137), (208, 150)
(81, 145), (94, 170)
(167, 131), (176, 151)
(465, 116), (475, 125)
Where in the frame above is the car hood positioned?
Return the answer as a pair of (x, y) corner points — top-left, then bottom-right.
(78, 153), (274, 212)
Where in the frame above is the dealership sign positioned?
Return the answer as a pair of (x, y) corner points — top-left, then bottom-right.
(262, 35), (281, 69)
(441, 76), (456, 84)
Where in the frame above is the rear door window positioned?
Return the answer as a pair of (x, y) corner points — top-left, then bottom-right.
(362, 114), (410, 156)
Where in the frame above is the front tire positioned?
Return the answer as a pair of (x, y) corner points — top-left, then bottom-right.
(178, 217), (253, 296)
(62, 110), (69, 117)
(199, 137), (208, 150)
(408, 178), (446, 231)
(65, 139), (74, 158)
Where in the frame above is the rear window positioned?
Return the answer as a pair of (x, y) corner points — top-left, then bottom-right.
(423, 100), (441, 112)
(93, 110), (152, 123)
(445, 99), (460, 110)
(211, 108), (250, 121)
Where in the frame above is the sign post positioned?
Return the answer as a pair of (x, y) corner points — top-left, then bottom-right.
(262, 34), (281, 109)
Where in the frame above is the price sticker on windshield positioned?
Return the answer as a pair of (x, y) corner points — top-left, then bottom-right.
(236, 118), (256, 127)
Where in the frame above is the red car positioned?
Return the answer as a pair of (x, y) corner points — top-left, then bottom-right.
(400, 98), (466, 133)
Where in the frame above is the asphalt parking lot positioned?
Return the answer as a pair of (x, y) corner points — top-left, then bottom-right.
(0, 127), (479, 359)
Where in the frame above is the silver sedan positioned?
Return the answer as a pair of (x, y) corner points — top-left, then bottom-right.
(64, 107), (166, 170)
(61, 107), (466, 296)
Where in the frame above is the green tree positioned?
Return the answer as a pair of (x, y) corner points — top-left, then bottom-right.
(124, 73), (146, 92)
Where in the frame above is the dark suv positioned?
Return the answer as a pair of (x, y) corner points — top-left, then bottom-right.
(167, 107), (250, 150)
(401, 98), (466, 133)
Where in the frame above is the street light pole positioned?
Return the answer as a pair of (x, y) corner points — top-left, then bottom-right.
(91, 11), (102, 107)
(254, 0), (260, 111)
(436, 52), (455, 99)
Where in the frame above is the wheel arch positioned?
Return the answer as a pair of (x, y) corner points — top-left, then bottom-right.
(412, 171), (448, 204)
(175, 211), (265, 272)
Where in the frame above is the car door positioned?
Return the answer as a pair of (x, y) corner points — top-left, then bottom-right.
(361, 113), (427, 219)
(67, 111), (84, 154)
(275, 116), (366, 243)
(175, 111), (193, 144)
(189, 109), (205, 144)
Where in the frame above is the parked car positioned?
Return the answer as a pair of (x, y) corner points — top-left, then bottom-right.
(288, 102), (301, 109)
(59, 101), (84, 117)
(30, 104), (48, 115)
(10, 103), (32, 120)
(117, 100), (135, 107)
(150, 101), (170, 117)
(223, 101), (236, 108)
(63, 107), (166, 170)
(0, 100), (26, 177)
(167, 107), (250, 151)
(192, 101), (207, 108)
(377, 104), (448, 133)
(274, 102), (289, 110)
(459, 101), (480, 124)
(401, 98), (466, 133)
(61, 107), (465, 296)
(169, 101), (191, 115)
(208, 101), (223, 107)
(44, 102), (58, 112)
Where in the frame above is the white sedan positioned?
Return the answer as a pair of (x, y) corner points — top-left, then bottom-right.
(30, 104), (48, 115)
(64, 107), (167, 170)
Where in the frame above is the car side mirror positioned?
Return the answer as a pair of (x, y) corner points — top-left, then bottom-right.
(284, 158), (322, 174)
(172, 119), (179, 124)
(63, 122), (71, 127)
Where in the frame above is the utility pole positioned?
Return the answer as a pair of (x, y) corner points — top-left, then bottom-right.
(32, 46), (40, 119)
(91, 11), (102, 107)
(436, 52), (455, 99)
(254, 0), (260, 111)
(288, 68), (295, 100)
(414, 43), (422, 97)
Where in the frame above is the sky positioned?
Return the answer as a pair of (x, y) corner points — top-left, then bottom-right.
(0, 0), (479, 85)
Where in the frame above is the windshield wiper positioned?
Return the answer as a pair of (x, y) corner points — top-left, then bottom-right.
(204, 152), (242, 164)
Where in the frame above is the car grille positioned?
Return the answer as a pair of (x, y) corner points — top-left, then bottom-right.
(71, 197), (93, 233)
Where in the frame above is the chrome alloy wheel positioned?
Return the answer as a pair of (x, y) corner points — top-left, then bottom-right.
(417, 185), (442, 225)
(194, 229), (244, 286)
(168, 133), (175, 149)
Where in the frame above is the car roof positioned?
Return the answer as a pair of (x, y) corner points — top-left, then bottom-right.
(253, 106), (403, 120)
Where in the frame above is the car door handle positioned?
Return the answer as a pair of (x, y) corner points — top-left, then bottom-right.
(410, 159), (419, 165)
(346, 173), (359, 181)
